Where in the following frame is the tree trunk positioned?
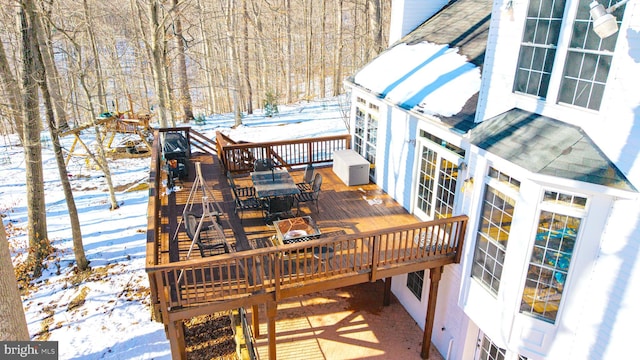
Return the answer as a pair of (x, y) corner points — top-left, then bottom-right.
(148, 0), (169, 128)
(0, 39), (25, 143)
(163, 34), (177, 128)
(320, 0), (326, 98)
(69, 39), (119, 211)
(247, 1), (269, 105)
(80, 71), (120, 211)
(0, 225), (30, 341)
(196, 0), (216, 114)
(304, 0), (313, 100)
(368, 0), (383, 60)
(30, 15), (89, 271)
(225, 0), (242, 126)
(83, 0), (107, 112)
(36, 10), (69, 132)
(172, 0), (194, 122)
(333, 0), (344, 96)
(131, 0), (154, 112)
(21, 0), (49, 278)
(285, 0), (292, 103)
(197, 0), (216, 114)
(241, 0), (253, 114)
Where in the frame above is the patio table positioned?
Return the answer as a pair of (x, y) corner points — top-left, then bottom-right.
(251, 168), (301, 198)
(273, 216), (321, 245)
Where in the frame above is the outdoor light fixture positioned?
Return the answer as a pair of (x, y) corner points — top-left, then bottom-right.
(589, 0), (630, 39)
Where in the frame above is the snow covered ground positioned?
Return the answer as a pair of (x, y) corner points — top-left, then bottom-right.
(1, 96), (349, 359)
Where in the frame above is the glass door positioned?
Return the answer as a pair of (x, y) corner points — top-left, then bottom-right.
(413, 131), (464, 221)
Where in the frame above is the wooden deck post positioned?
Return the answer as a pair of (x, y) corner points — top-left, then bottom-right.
(253, 304), (260, 337)
(266, 300), (278, 360)
(383, 277), (392, 306)
(168, 320), (186, 360)
(421, 266), (443, 359)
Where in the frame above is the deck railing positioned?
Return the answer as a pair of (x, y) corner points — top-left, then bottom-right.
(216, 131), (351, 173)
(148, 215), (467, 316)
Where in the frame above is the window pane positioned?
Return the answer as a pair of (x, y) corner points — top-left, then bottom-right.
(551, 0), (566, 17)
(479, 334), (507, 360)
(472, 181), (518, 295)
(564, 52), (581, 77)
(558, 78), (577, 104)
(539, 0), (552, 18)
(407, 270), (425, 300)
(528, 0), (542, 17)
(588, 83), (605, 110)
(595, 55), (612, 82)
(527, 72), (542, 94)
(573, 80), (591, 108)
(523, 19), (538, 43)
(559, 0), (624, 110)
(535, 20), (551, 44)
(514, 0), (566, 98)
(521, 207), (581, 323)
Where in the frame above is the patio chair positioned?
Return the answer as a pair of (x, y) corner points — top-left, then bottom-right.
(226, 171), (256, 198)
(228, 172), (264, 222)
(184, 211), (229, 257)
(265, 195), (295, 223)
(295, 164), (315, 192)
(253, 158), (276, 171)
(295, 173), (322, 213)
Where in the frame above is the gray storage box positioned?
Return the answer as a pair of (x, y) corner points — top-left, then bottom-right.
(333, 150), (370, 186)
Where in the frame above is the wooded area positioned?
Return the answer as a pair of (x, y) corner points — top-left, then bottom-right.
(0, 0), (389, 134)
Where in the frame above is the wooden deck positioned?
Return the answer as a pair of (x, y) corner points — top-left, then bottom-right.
(145, 129), (468, 359)
(164, 153), (424, 264)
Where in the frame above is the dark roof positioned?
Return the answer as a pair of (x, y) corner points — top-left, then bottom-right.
(399, 0), (491, 67)
(469, 108), (636, 192)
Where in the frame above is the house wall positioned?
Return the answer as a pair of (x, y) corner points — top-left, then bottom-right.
(476, 0), (640, 185)
(351, 0), (640, 357)
(348, 85), (478, 359)
(376, 105), (418, 209)
(468, 0), (640, 359)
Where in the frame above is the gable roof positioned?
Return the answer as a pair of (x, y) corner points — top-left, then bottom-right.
(469, 108), (636, 192)
(346, 0), (491, 132)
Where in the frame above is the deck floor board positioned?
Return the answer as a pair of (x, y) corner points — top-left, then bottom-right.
(159, 153), (420, 265)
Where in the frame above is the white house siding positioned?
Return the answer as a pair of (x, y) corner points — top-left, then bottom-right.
(350, 0), (639, 358)
(348, 83), (479, 359)
(390, 263), (477, 360)
(567, 199), (640, 359)
(477, 1), (640, 186)
(467, 1), (640, 359)
(376, 106), (418, 208)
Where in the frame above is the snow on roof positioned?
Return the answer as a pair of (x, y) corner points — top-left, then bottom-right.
(353, 42), (481, 117)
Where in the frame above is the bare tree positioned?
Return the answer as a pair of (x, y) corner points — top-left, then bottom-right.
(240, 0), (253, 114)
(2, 0), (391, 134)
(147, 0), (170, 127)
(0, 38), (24, 142)
(0, 225), (29, 341)
(21, 0), (50, 278)
(82, 0), (107, 111)
(171, 0), (194, 122)
(28, 0), (89, 271)
(368, 0), (383, 59)
(224, 0), (242, 126)
(36, 1), (70, 132)
(333, 0), (344, 96)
